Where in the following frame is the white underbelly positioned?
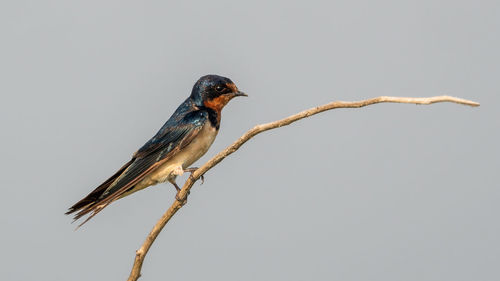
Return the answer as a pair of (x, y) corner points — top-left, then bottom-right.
(135, 122), (218, 189)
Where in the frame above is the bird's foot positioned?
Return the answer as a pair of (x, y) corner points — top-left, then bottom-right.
(175, 190), (190, 205)
(184, 167), (204, 184)
(170, 180), (188, 204)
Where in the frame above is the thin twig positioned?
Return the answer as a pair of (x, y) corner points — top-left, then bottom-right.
(127, 95), (479, 281)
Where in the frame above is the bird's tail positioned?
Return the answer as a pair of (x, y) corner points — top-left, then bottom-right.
(66, 159), (134, 228)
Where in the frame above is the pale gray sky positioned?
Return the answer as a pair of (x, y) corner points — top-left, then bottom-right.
(1, 0), (498, 280)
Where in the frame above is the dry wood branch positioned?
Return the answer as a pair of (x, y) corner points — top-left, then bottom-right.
(127, 95), (479, 281)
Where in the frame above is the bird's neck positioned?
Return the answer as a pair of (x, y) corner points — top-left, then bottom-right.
(201, 106), (220, 130)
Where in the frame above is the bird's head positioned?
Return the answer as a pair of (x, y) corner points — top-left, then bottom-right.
(190, 75), (247, 112)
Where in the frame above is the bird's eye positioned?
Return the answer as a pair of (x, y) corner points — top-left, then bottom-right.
(215, 85), (224, 92)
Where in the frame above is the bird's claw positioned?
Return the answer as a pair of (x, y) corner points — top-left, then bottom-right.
(175, 190), (190, 205)
(184, 167), (205, 185)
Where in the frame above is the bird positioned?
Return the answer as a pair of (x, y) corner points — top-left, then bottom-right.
(66, 74), (247, 227)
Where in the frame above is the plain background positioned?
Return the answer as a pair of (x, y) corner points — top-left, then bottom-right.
(1, 0), (498, 280)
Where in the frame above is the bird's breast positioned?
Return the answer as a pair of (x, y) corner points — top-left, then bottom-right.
(174, 122), (218, 168)
(145, 122), (218, 185)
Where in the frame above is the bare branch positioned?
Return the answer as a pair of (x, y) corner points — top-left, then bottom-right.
(127, 95), (479, 281)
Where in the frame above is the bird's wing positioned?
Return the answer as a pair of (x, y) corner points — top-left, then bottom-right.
(67, 110), (208, 226)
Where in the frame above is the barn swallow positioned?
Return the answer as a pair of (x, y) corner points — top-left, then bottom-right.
(66, 75), (246, 227)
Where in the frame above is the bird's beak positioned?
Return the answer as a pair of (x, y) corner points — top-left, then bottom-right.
(233, 90), (248, 97)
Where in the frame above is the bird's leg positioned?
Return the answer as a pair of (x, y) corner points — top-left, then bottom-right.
(169, 180), (181, 192)
(184, 167), (204, 184)
(168, 178), (189, 203)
